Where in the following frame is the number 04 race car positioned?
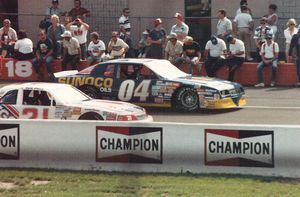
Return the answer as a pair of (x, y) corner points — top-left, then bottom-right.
(54, 59), (246, 111)
(0, 83), (152, 121)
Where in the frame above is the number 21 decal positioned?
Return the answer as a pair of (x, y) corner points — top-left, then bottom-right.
(118, 80), (151, 101)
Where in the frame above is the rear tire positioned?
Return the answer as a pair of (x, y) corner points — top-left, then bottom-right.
(173, 87), (199, 112)
(79, 112), (104, 120)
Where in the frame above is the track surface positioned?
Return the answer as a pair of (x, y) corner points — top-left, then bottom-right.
(147, 87), (300, 125)
(1, 82), (299, 125)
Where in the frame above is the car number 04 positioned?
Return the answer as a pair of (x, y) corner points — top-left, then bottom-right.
(5, 60), (33, 78)
(118, 80), (151, 101)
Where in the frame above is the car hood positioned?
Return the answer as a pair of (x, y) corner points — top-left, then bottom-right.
(174, 76), (238, 91)
(78, 99), (146, 114)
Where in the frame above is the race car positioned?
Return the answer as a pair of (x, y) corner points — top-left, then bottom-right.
(54, 59), (246, 111)
(0, 82), (152, 121)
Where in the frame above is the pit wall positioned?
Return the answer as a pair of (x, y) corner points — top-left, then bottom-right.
(0, 58), (297, 86)
(0, 119), (299, 178)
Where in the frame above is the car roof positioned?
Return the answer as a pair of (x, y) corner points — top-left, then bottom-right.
(0, 82), (72, 92)
(105, 58), (159, 64)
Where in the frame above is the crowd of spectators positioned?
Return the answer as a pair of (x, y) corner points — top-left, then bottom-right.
(0, 0), (299, 86)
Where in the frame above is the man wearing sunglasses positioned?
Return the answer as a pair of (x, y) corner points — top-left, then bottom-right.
(253, 17), (273, 62)
(254, 33), (279, 87)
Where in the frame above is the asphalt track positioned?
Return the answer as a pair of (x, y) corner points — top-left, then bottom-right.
(0, 82), (299, 125)
(148, 87), (300, 125)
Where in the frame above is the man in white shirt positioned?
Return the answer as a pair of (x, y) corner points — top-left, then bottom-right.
(66, 17), (89, 60)
(119, 8), (131, 41)
(204, 35), (227, 77)
(233, 6), (254, 61)
(225, 35), (245, 81)
(107, 31), (129, 59)
(216, 9), (232, 41)
(170, 13), (189, 42)
(61, 31), (81, 71)
(254, 33), (279, 87)
(87, 32), (106, 65)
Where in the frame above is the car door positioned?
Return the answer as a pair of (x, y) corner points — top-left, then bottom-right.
(18, 89), (55, 119)
(90, 63), (117, 99)
(114, 63), (157, 104)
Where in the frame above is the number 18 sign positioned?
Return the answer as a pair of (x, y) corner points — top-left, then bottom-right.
(1, 59), (36, 81)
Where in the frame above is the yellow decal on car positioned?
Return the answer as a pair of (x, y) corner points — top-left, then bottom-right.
(58, 77), (113, 88)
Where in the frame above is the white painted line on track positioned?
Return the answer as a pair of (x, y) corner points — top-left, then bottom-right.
(242, 106), (300, 110)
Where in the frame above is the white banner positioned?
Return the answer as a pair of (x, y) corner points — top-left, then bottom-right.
(0, 120), (299, 178)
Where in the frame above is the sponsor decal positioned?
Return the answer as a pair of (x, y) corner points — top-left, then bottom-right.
(154, 97), (164, 104)
(72, 107), (81, 115)
(0, 124), (19, 160)
(104, 112), (117, 120)
(205, 129), (274, 168)
(96, 126), (162, 163)
(0, 105), (19, 119)
(58, 77), (113, 89)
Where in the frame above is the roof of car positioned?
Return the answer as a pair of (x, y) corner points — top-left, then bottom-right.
(106, 58), (160, 64)
(0, 82), (71, 92)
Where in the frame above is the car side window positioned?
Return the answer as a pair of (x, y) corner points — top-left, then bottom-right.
(23, 90), (52, 106)
(103, 64), (115, 77)
(139, 66), (156, 79)
(0, 90), (18, 104)
(119, 64), (140, 80)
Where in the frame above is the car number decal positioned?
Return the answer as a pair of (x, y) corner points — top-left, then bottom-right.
(22, 108), (49, 119)
(118, 80), (151, 102)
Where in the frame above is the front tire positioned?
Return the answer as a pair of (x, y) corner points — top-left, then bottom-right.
(173, 87), (199, 112)
(79, 112), (104, 120)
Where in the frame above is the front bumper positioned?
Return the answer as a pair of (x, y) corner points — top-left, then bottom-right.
(133, 115), (153, 122)
(204, 95), (246, 109)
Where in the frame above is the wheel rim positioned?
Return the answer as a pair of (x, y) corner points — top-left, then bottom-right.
(181, 91), (197, 108)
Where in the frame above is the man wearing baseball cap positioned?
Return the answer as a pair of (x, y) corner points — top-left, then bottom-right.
(224, 35), (245, 82)
(254, 33), (279, 87)
(253, 17), (273, 61)
(61, 30), (81, 71)
(170, 12), (189, 41)
(146, 18), (166, 59)
(165, 33), (183, 64)
(41, 0), (65, 31)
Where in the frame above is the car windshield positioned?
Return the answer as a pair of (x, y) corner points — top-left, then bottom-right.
(145, 60), (190, 79)
(52, 86), (90, 104)
(78, 65), (96, 74)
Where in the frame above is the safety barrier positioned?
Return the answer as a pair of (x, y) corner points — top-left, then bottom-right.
(0, 58), (90, 81)
(0, 119), (299, 178)
(0, 58), (298, 86)
(178, 62), (298, 86)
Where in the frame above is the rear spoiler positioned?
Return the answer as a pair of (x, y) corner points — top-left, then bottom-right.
(54, 70), (79, 78)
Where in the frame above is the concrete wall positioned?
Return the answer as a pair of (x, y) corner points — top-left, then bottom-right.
(17, 0), (184, 47)
(18, 0), (73, 45)
(16, 0), (299, 51)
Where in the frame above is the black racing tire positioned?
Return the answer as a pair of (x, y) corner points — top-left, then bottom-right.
(79, 112), (104, 120)
(173, 87), (199, 112)
(81, 86), (100, 99)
